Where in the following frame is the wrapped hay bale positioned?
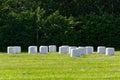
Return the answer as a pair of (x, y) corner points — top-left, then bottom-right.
(97, 46), (106, 54)
(85, 46), (94, 54)
(28, 46), (37, 54)
(78, 47), (86, 55)
(106, 48), (115, 56)
(49, 45), (56, 52)
(14, 46), (21, 54)
(39, 46), (48, 54)
(7, 46), (21, 54)
(70, 48), (81, 57)
(7, 47), (15, 54)
(69, 46), (77, 54)
(59, 45), (69, 54)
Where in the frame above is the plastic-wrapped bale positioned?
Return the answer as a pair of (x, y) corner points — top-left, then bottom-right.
(59, 46), (69, 54)
(85, 46), (94, 54)
(28, 46), (37, 54)
(39, 46), (48, 54)
(49, 45), (56, 52)
(70, 49), (81, 57)
(97, 46), (106, 54)
(7, 46), (21, 54)
(68, 46), (77, 54)
(78, 47), (86, 55)
(14, 46), (21, 54)
(106, 48), (115, 56)
(7, 46), (16, 54)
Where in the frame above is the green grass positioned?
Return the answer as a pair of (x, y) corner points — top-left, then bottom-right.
(0, 52), (120, 80)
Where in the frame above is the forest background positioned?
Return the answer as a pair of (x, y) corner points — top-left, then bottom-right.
(0, 0), (120, 51)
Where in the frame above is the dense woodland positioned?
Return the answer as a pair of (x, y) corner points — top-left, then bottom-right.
(0, 0), (120, 51)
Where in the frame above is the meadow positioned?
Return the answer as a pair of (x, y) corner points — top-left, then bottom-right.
(0, 52), (120, 80)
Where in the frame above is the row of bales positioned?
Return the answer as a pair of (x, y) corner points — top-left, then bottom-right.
(7, 45), (115, 57)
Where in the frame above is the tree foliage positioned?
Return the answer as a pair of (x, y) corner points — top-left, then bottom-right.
(0, 0), (120, 51)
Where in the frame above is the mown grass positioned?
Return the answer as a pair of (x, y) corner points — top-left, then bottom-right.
(0, 52), (120, 80)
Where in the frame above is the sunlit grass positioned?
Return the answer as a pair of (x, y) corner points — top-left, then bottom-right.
(0, 52), (120, 80)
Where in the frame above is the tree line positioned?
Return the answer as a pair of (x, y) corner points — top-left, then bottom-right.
(0, 0), (120, 51)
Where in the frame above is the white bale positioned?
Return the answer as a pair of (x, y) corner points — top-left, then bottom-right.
(39, 46), (48, 54)
(7, 47), (16, 54)
(14, 46), (21, 54)
(106, 48), (115, 56)
(49, 45), (56, 52)
(86, 46), (94, 54)
(71, 49), (80, 57)
(59, 46), (69, 54)
(7, 46), (21, 54)
(77, 47), (86, 55)
(69, 46), (77, 54)
(28, 46), (37, 54)
(97, 46), (106, 54)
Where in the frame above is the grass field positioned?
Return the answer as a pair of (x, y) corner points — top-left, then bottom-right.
(0, 52), (120, 80)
